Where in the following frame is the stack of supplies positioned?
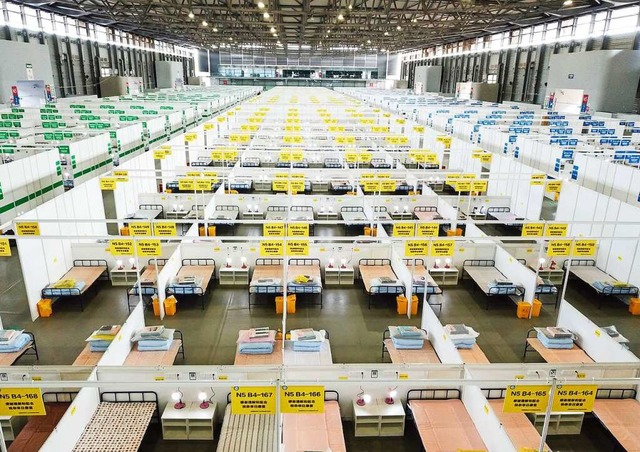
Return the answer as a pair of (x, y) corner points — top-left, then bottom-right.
(389, 326), (427, 349)
(237, 328), (276, 355)
(290, 328), (326, 352)
(85, 325), (122, 352)
(0, 330), (30, 353)
(535, 327), (575, 349)
(444, 324), (480, 349)
(131, 326), (175, 351)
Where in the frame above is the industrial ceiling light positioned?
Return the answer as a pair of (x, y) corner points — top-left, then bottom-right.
(366, 39), (371, 44)
(396, 25), (402, 31)
(337, 13), (344, 21)
(263, 12), (270, 19)
(188, 11), (194, 19)
(202, 20), (208, 27)
(563, 0), (573, 5)
(270, 26), (276, 32)
(213, 27), (218, 32)
(384, 31), (389, 36)
(348, 3), (352, 9)
(257, 1), (265, 8)
(411, 18), (417, 23)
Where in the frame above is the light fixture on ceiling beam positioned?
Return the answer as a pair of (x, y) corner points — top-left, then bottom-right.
(337, 13), (344, 21)
(384, 31), (389, 36)
(411, 18), (417, 23)
(563, 0), (573, 5)
(366, 39), (371, 44)
(396, 25), (402, 31)
(348, 3), (352, 9)
(188, 11), (194, 19)
(263, 12), (270, 19)
(213, 27), (218, 32)
(257, 1), (265, 8)
(270, 26), (276, 32)
(202, 20), (208, 27)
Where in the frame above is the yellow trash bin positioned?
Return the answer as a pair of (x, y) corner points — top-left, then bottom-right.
(276, 296), (284, 314)
(396, 295), (408, 315)
(531, 299), (542, 317)
(517, 302), (531, 319)
(37, 299), (53, 317)
(164, 296), (177, 316)
(411, 295), (420, 315)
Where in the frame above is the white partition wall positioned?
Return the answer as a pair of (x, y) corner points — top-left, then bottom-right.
(494, 246), (537, 303)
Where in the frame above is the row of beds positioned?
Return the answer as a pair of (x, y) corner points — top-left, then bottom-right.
(383, 326), (640, 451)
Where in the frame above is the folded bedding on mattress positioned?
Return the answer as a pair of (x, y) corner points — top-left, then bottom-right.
(251, 278), (282, 287)
(238, 343), (275, 354)
(89, 340), (112, 352)
(169, 277), (203, 287)
(371, 277), (401, 286)
(445, 324), (480, 349)
(137, 339), (173, 351)
(45, 280), (86, 292)
(535, 327), (574, 349)
(593, 280), (634, 291)
(0, 333), (30, 352)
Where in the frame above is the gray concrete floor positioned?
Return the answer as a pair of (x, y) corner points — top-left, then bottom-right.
(1, 243), (638, 450)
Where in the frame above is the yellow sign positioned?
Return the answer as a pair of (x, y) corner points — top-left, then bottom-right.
(0, 238), (10, 256)
(16, 222), (40, 236)
(573, 239), (597, 257)
(204, 123), (215, 130)
(455, 180), (471, 192)
(286, 240), (309, 256)
(479, 153), (493, 164)
(430, 240), (455, 257)
(0, 388), (46, 416)
(385, 135), (408, 145)
(413, 126), (425, 133)
(153, 149), (166, 160)
(263, 223), (285, 237)
(545, 224), (568, 237)
(521, 223), (544, 238)
(231, 386), (276, 415)
(358, 151), (372, 163)
(395, 118), (406, 125)
(328, 125), (345, 132)
(335, 135), (355, 145)
(195, 179), (213, 191)
(530, 173), (546, 186)
(371, 125), (389, 133)
(405, 240), (428, 257)
(393, 222), (416, 237)
(378, 180), (395, 192)
(546, 180), (562, 193)
(436, 136), (452, 149)
(552, 384), (598, 412)
(216, 116), (226, 123)
(184, 132), (198, 142)
(471, 180), (488, 192)
(113, 170), (128, 182)
(363, 180), (381, 192)
(153, 222), (177, 237)
(99, 177), (117, 190)
(129, 222), (151, 236)
(136, 239), (161, 257)
(287, 223), (309, 237)
(503, 385), (551, 413)
(260, 240), (284, 257)
(547, 240), (572, 256)
(178, 179), (195, 191)
(241, 124), (260, 132)
(280, 385), (324, 414)
(283, 134), (303, 144)
(272, 180), (289, 192)
(417, 223), (439, 237)
(109, 239), (134, 255)
(229, 133), (251, 143)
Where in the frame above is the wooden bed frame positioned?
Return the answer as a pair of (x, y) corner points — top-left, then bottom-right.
(462, 259), (525, 309)
(41, 259), (109, 311)
(165, 258), (216, 310)
(359, 258), (406, 309)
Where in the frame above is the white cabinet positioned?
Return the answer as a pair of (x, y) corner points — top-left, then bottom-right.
(109, 267), (139, 286)
(528, 411), (584, 435)
(536, 267), (565, 285)
(0, 415), (26, 441)
(352, 399), (405, 437)
(428, 267), (459, 286)
(161, 401), (216, 440)
(243, 210), (264, 220)
(219, 267), (250, 285)
(325, 266), (355, 285)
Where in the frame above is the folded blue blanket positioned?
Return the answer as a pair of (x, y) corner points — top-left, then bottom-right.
(292, 343), (322, 352)
(138, 340), (172, 351)
(537, 332), (574, 349)
(88, 340), (112, 349)
(0, 333), (30, 352)
(90, 343), (110, 352)
(391, 337), (424, 349)
(138, 338), (172, 348)
(239, 344), (274, 355)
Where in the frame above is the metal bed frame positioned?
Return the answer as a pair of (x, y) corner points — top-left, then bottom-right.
(126, 258), (169, 313)
(287, 258), (323, 308)
(249, 258), (284, 310)
(359, 258), (405, 309)
(165, 258), (216, 310)
(403, 258), (443, 314)
(516, 258), (560, 309)
(41, 259), (109, 311)
(462, 259), (525, 309)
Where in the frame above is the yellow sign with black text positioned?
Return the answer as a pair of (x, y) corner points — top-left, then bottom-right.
(153, 222), (177, 237)
(572, 240), (597, 257)
(417, 223), (439, 237)
(100, 177), (117, 190)
(430, 240), (455, 257)
(109, 239), (134, 255)
(16, 222), (40, 236)
(0, 388), (46, 416)
(286, 240), (309, 256)
(231, 386), (276, 415)
(113, 170), (128, 182)
(546, 180), (562, 193)
(0, 238), (10, 256)
(393, 222), (416, 237)
(178, 179), (195, 191)
(260, 240), (284, 257)
(136, 239), (161, 257)
(129, 222), (151, 236)
(530, 174), (546, 186)
(287, 223), (309, 237)
(551, 384), (598, 412)
(405, 240), (428, 257)
(521, 223), (544, 238)
(280, 385), (324, 414)
(547, 240), (572, 256)
(503, 385), (551, 413)
(545, 224), (568, 237)
(263, 223), (285, 237)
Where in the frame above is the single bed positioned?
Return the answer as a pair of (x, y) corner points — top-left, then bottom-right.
(126, 204), (164, 220)
(265, 205), (288, 222)
(516, 259), (560, 309)
(282, 390), (345, 452)
(249, 258), (285, 309)
(340, 206), (368, 230)
(127, 259), (167, 313)
(483, 388), (549, 451)
(284, 330), (332, 365)
(73, 343), (103, 366)
(234, 334), (283, 365)
(72, 391), (159, 452)
(210, 205), (239, 227)
(371, 206), (392, 223)
(564, 259), (639, 308)
(407, 388), (487, 452)
(359, 258), (406, 309)
(414, 205), (443, 221)
(486, 206), (522, 228)
(522, 328), (593, 363)
(8, 392), (77, 452)
(593, 388), (640, 452)
(165, 258), (216, 310)
(287, 258), (322, 307)
(329, 179), (353, 194)
(124, 330), (185, 365)
(403, 258), (443, 312)
(370, 158), (392, 169)
(216, 395), (276, 452)
(324, 158), (343, 169)
(381, 328), (440, 364)
(41, 259), (109, 311)
(462, 259), (525, 309)
(0, 331), (38, 366)
(289, 206), (314, 233)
